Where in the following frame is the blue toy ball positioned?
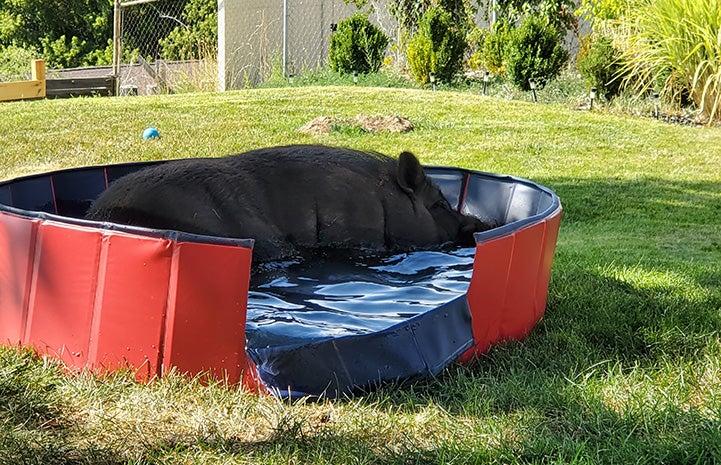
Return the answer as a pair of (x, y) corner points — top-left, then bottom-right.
(142, 127), (160, 140)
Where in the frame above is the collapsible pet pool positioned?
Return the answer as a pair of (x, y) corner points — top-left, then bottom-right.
(0, 161), (561, 398)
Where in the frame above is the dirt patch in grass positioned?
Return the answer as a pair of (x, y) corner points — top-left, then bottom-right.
(299, 115), (414, 135)
(299, 116), (337, 135)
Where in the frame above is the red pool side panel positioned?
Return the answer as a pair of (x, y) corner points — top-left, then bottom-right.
(89, 232), (173, 381)
(460, 210), (562, 361)
(462, 232), (515, 356)
(0, 214), (258, 387)
(24, 220), (102, 368)
(535, 211), (562, 321)
(161, 240), (256, 387)
(498, 221), (546, 340)
(0, 212), (39, 344)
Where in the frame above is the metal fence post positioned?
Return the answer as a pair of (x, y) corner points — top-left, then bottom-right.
(112, 0), (122, 94)
(282, 0), (288, 78)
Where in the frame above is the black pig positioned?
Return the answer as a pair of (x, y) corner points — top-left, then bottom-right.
(86, 145), (494, 263)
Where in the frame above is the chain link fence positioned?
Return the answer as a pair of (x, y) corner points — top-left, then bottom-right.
(216, 0), (495, 90)
(284, 0), (399, 76)
(219, 0), (393, 89)
(115, 0), (581, 93)
(114, 0), (497, 93)
(114, 0), (216, 95)
(283, 0), (351, 77)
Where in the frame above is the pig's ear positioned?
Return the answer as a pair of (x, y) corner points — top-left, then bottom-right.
(397, 151), (426, 194)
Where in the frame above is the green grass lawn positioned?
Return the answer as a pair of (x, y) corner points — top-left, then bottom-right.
(1, 86), (720, 464)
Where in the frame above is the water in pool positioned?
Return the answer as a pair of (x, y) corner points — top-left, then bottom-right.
(246, 247), (476, 349)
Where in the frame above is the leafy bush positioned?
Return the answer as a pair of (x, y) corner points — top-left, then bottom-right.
(486, 0), (577, 36)
(160, 0), (218, 60)
(0, 0), (112, 68)
(388, 0), (473, 36)
(40, 35), (113, 68)
(575, 0), (634, 33)
(329, 13), (389, 74)
(617, 0), (721, 123)
(406, 32), (434, 84)
(578, 35), (623, 100)
(0, 45), (38, 81)
(481, 22), (512, 74)
(466, 27), (486, 71)
(503, 14), (569, 91)
(406, 6), (467, 85)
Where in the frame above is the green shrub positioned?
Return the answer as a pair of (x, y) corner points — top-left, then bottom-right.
(578, 35), (623, 100)
(406, 6), (467, 85)
(40, 36), (75, 68)
(465, 26), (486, 71)
(329, 13), (389, 74)
(160, 0), (218, 60)
(407, 31), (434, 84)
(503, 14), (569, 91)
(0, 45), (38, 81)
(481, 22), (512, 74)
(389, 0), (473, 37)
(575, 0), (635, 33)
(0, 0), (112, 68)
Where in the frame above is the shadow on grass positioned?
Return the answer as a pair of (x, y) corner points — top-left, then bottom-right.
(0, 348), (119, 465)
(540, 176), (721, 360)
(397, 399), (721, 464)
(544, 176), (721, 228)
(85, 393), (721, 464)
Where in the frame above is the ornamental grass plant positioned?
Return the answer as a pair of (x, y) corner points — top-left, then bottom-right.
(617, 0), (721, 124)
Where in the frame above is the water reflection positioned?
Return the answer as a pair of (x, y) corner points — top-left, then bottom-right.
(246, 247), (475, 348)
